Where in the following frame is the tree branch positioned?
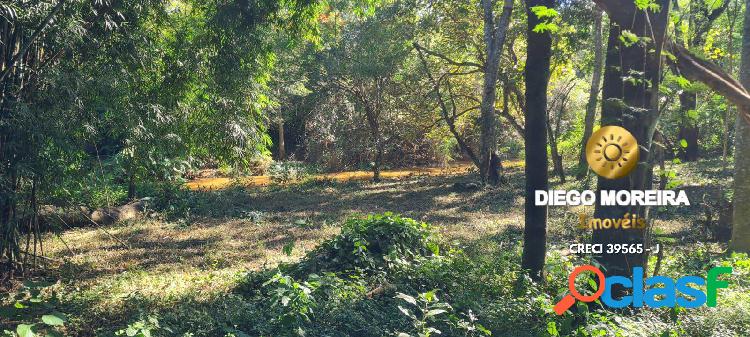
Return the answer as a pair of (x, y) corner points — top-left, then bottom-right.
(413, 42), (484, 69)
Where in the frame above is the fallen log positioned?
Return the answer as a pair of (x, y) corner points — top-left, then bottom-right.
(36, 198), (150, 230)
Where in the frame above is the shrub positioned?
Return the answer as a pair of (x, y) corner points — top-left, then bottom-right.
(292, 213), (439, 276)
(268, 161), (310, 184)
(246, 155), (274, 176)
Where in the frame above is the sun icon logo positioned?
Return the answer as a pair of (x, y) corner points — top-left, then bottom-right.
(585, 126), (639, 179)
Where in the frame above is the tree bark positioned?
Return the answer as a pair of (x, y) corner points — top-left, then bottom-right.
(730, 0), (750, 252)
(521, 0), (554, 281)
(479, 0), (514, 185)
(677, 92), (700, 161)
(278, 116), (286, 161)
(592, 0), (671, 282)
(577, 7), (604, 179)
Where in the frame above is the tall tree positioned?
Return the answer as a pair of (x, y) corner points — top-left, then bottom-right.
(576, 7), (604, 179)
(673, 0), (730, 162)
(479, 0), (514, 185)
(591, 0), (671, 279)
(730, 0), (750, 252)
(521, 0), (554, 281)
(325, 2), (414, 182)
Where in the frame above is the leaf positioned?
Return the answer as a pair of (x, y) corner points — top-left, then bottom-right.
(125, 326), (138, 336)
(398, 306), (415, 319)
(533, 22), (559, 33)
(41, 312), (67, 326)
(425, 309), (447, 317)
(634, 0), (661, 11)
(704, 0), (724, 10)
(680, 139), (688, 148)
(619, 30), (640, 47)
(395, 293), (417, 306)
(16, 324), (36, 337)
(547, 321), (559, 336)
(530, 6), (558, 19)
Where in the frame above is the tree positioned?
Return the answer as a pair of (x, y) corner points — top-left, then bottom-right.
(479, 0), (515, 185)
(590, 0), (750, 278)
(324, 3), (414, 182)
(521, 0), (555, 281)
(413, 0), (515, 185)
(576, 7), (604, 179)
(547, 77), (578, 183)
(730, 0), (750, 252)
(0, 0), (323, 270)
(591, 0), (672, 280)
(672, 0), (730, 162)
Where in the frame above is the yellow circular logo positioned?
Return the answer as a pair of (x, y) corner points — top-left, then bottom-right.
(585, 126), (639, 179)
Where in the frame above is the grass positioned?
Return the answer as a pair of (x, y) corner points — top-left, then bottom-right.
(1, 158), (747, 336)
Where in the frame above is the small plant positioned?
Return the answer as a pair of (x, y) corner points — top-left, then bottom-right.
(5, 311), (68, 337)
(395, 290), (452, 337)
(2, 282), (68, 337)
(262, 272), (318, 335)
(269, 161), (310, 184)
(115, 315), (172, 337)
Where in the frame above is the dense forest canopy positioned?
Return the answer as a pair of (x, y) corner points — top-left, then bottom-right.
(1, 0), (750, 335)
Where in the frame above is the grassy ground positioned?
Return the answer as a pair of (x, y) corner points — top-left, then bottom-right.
(1, 159), (748, 336)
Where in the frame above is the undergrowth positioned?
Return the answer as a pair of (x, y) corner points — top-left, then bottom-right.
(3, 213), (750, 337)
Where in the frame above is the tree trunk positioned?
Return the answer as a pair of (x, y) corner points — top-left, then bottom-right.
(592, 0), (671, 282)
(521, 0), (554, 281)
(278, 117), (286, 161)
(723, 0), (742, 164)
(672, 0), (729, 163)
(479, 0), (513, 186)
(577, 7), (604, 179)
(730, 0), (750, 252)
(546, 114), (565, 183)
(365, 105), (383, 182)
(677, 92), (700, 161)
(127, 171), (136, 201)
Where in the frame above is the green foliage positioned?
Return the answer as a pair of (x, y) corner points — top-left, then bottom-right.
(531, 6), (560, 33)
(269, 161), (312, 184)
(0, 282), (68, 337)
(115, 315), (172, 337)
(395, 290), (452, 337)
(293, 213), (439, 275)
(619, 30), (640, 47)
(634, 0), (661, 12)
(262, 273), (318, 334)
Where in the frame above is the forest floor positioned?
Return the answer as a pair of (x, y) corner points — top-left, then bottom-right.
(185, 161), (525, 190)
(1, 158), (748, 336)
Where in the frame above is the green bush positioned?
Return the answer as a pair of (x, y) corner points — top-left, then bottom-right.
(269, 161), (311, 184)
(293, 213), (439, 276)
(246, 154), (274, 176)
